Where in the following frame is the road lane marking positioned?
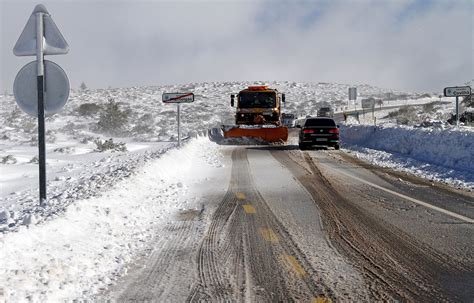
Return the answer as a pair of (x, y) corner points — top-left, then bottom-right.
(338, 170), (474, 224)
(281, 255), (307, 277)
(242, 204), (256, 214)
(313, 297), (332, 303)
(259, 228), (279, 242)
(235, 192), (246, 200)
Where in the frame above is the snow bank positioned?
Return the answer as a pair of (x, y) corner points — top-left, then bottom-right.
(0, 136), (225, 301)
(340, 125), (474, 188)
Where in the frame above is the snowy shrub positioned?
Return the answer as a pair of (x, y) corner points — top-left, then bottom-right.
(80, 82), (88, 91)
(6, 109), (37, 133)
(1, 155), (17, 164)
(80, 136), (95, 144)
(461, 95), (472, 108)
(77, 103), (102, 116)
(94, 138), (127, 152)
(28, 132), (55, 146)
(131, 113), (154, 135)
(53, 146), (74, 153)
(397, 113), (416, 125)
(29, 135), (37, 146)
(5, 109), (22, 126)
(422, 102), (436, 113)
(46, 130), (57, 143)
(97, 98), (129, 135)
(59, 121), (80, 135)
(385, 106), (418, 125)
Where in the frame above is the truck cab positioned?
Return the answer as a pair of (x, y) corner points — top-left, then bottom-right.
(231, 86), (285, 125)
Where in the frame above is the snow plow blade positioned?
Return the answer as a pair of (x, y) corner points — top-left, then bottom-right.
(223, 126), (288, 143)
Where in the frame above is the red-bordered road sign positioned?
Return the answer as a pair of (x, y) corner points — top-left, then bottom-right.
(162, 92), (194, 103)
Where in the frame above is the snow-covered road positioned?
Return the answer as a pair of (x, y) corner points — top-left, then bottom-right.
(1, 136), (473, 302)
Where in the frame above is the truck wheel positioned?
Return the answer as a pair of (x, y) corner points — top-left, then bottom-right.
(335, 144), (340, 150)
(299, 143), (306, 150)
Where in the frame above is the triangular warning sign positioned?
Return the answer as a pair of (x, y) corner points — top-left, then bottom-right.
(13, 4), (69, 56)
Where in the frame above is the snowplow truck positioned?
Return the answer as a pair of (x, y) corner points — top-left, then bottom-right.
(223, 86), (288, 142)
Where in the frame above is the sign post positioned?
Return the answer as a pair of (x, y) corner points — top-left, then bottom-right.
(13, 4), (69, 205)
(348, 87), (357, 110)
(162, 93), (194, 146)
(36, 10), (47, 202)
(361, 98), (375, 122)
(177, 103), (181, 146)
(443, 86), (471, 127)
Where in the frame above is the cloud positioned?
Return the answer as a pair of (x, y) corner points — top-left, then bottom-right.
(1, 0), (472, 93)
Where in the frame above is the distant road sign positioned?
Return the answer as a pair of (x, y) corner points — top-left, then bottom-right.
(13, 60), (70, 116)
(13, 4), (69, 56)
(162, 92), (194, 103)
(361, 98), (375, 109)
(444, 86), (471, 97)
(349, 87), (357, 100)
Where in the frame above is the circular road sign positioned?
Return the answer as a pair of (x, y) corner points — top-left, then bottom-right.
(13, 60), (70, 116)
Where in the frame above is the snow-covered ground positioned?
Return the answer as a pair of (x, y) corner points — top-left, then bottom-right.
(0, 80), (471, 300)
(0, 136), (228, 301)
(340, 101), (474, 190)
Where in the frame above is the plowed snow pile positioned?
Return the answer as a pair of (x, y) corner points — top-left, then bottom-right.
(0, 137), (227, 301)
(341, 125), (474, 189)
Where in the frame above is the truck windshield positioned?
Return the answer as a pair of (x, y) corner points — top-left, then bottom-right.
(239, 92), (276, 108)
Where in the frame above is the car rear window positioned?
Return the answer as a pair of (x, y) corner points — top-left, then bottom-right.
(304, 118), (336, 127)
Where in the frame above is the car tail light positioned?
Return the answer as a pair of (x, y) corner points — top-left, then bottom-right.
(328, 128), (339, 134)
(303, 129), (314, 134)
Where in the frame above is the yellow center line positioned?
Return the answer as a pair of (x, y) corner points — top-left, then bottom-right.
(259, 228), (279, 243)
(281, 254), (307, 277)
(313, 297), (333, 303)
(235, 192), (246, 200)
(242, 204), (256, 214)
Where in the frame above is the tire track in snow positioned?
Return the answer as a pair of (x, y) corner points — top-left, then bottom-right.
(188, 148), (333, 302)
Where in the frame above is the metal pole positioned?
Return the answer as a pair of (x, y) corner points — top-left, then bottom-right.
(456, 96), (459, 127)
(372, 105), (375, 123)
(177, 103), (181, 146)
(36, 12), (47, 205)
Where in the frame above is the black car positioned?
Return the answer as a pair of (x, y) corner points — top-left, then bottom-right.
(297, 117), (340, 150)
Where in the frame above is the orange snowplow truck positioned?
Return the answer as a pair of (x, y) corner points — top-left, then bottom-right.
(223, 86), (288, 142)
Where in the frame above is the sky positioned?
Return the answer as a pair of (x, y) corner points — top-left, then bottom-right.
(0, 0), (472, 93)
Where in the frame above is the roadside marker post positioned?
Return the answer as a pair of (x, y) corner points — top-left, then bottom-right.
(13, 4), (69, 205)
(361, 98), (375, 122)
(456, 96), (459, 127)
(443, 86), (471, 127)
(162, 92), (195, 146)
(348, 87), (357, 110)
